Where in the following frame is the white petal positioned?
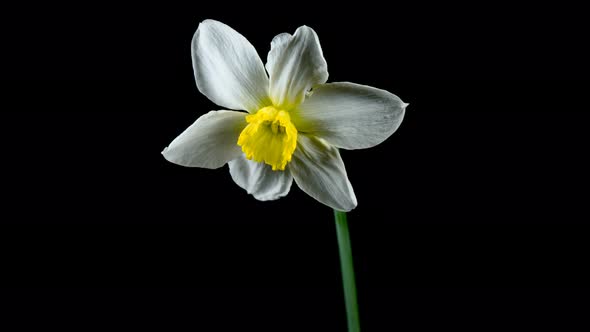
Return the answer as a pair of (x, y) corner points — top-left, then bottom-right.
(266, 26), (328, 109)
(290, 135), (357, 212)
(162, 111), (246, 169)
(293, 82), (407, 150)
(192, 19), (271, 112)
(270, 32), (292, 49)
(228, 154), (293, 201)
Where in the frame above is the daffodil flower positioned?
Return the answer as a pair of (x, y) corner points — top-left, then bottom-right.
(162, 19), (407, 211)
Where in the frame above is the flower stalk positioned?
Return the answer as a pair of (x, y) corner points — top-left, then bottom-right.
(334, 210), (360, 332)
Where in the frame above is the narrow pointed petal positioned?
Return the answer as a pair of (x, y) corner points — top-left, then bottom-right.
(228, 154), (293, 201)
(266, 26), (328, 109)
(162, 111), (246, 169)
(289, 135), (357, 211)
(192, 19), (271, 112)
(293, 82), (407, 150)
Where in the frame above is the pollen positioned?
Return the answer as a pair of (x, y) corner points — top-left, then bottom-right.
(237, 106), (298, 171)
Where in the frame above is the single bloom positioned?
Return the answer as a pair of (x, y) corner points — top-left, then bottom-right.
(162, 19), (407, 211)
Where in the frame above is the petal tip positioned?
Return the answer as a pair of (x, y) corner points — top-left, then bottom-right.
(200, 19), (217, 26)
(161, 147), (178, 165)
(347, 196), (358, 212)
(335, 202), (357, 213)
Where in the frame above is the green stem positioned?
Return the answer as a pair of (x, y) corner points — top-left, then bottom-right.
(334, 210), (360, 332)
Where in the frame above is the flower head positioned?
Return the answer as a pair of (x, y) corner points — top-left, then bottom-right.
(162, 20), (407, 211)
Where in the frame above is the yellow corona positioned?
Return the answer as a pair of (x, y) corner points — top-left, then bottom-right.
(237, 106), (298, 171)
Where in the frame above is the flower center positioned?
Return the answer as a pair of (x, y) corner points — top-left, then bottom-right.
(237, 106), (298, 171)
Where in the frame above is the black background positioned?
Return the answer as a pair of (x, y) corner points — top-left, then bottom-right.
(1, 2), (589, 331)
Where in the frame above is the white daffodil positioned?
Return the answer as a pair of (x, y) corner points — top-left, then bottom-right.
(162, 19), (407, 211)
